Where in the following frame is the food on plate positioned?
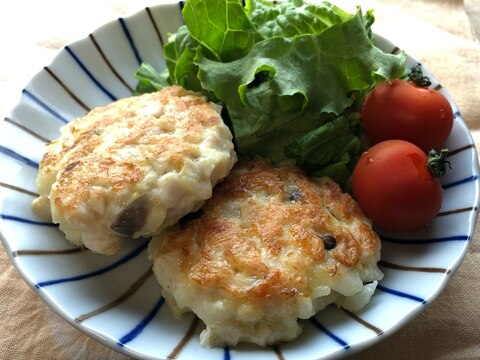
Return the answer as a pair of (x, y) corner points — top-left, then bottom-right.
(361, 64), (454, 153)
(352, 140), (449, 232)
(32, 86), (236, 255)
(135, 0), (406, 188)
(149, 160), (383, 347)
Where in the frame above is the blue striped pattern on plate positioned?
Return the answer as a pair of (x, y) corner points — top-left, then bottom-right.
(0, 2), (479, 360)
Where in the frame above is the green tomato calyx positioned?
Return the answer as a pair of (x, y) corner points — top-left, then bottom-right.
(427, 148), (450, 178)
(409, 63), (432, 88)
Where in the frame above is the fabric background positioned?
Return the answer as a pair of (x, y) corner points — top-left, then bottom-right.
(0, 0), (479, 359)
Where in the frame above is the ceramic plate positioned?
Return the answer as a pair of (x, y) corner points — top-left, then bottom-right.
(1, 2), (479, 359)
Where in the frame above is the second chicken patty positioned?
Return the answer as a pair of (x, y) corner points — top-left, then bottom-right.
(149, 160), (383, 347)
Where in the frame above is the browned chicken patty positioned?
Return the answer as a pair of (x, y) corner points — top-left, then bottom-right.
(149, 160), (383, 347)
(32, 86), (236, 255)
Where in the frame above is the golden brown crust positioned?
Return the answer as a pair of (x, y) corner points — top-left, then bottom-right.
(41, 86), (220, 213)
(33, 85), (237, 254)
(154, 160), (380, 301)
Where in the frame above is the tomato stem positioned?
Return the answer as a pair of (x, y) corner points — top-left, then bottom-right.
(408, 63), (432, 88)
(427, 149), (451, 178)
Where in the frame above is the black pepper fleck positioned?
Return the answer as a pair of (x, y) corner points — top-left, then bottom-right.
(320, 234), (337, 250)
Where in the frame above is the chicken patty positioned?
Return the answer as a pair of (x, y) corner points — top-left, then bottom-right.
(149, 160), (383, 347)
(32, 86), (236, 255)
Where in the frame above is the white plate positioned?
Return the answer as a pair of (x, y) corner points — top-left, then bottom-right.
(1, 2), (479, 359)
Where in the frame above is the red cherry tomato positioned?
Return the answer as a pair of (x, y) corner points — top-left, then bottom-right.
(352, 140), (443, 232)
(362, 80), (453, 153)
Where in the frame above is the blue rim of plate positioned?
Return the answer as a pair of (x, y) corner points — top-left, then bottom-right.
(1, 2), (479, 359)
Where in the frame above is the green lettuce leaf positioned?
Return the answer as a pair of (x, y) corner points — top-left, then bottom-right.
(133, 63), (170, 94)
(182, 0), (262, 61)
(247, 0), (353, 38)
(285, 113), (363, 185)
(134, 0), (406, 188)
(195, 8), (405, 164)
(163, 25), (204, 91)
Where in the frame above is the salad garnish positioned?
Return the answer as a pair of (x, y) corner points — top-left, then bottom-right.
(134, 0), (406, 188)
